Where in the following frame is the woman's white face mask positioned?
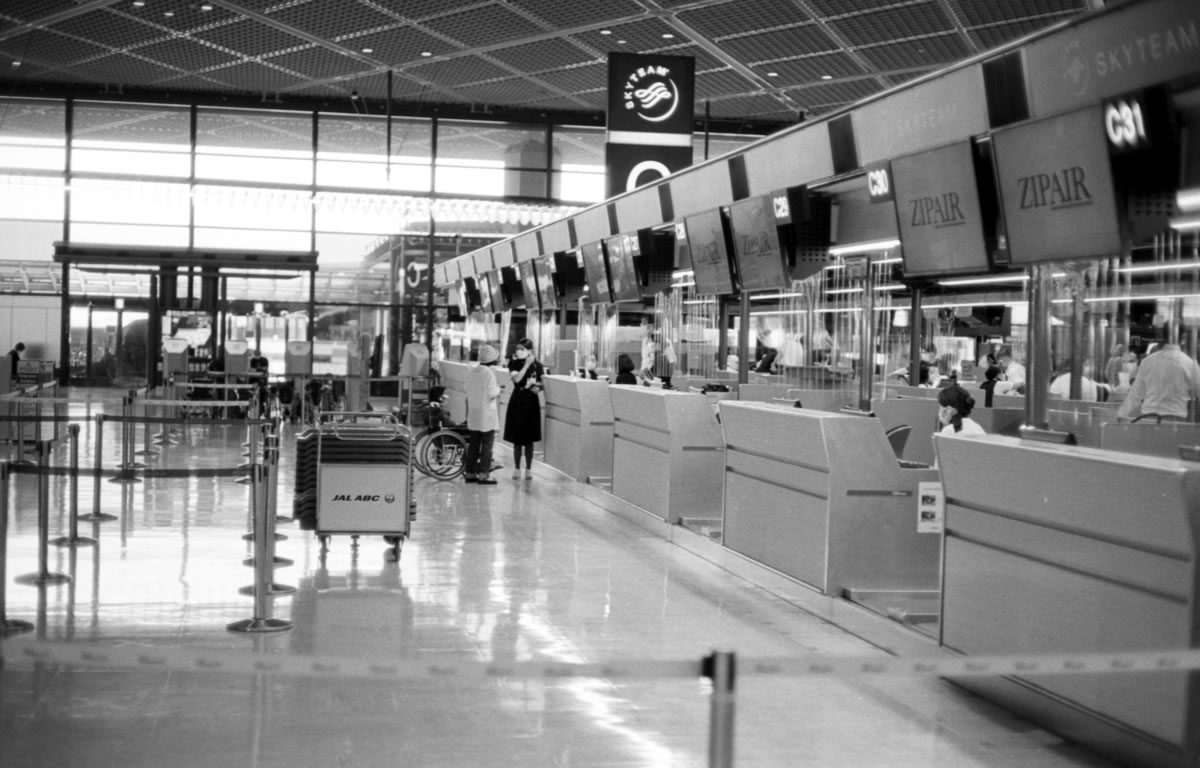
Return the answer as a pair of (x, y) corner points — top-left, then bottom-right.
(938, 405), (957, 426)
(515, 349), (529, 360)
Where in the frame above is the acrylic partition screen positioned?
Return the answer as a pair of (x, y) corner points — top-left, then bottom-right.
(580, 241), (613, 303)
(534, 257), (558, 310)
(685, 208), (734, 296)
(728, 195), (788, 291)
(605, 235), (642, 303)
(517, 260), (540, 311)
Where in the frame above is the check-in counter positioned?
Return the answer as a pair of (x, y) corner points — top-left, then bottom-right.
(936, 434), (1200, 768)
(738, 385), (856, 413)
(543, 375), (614, 482)
(1099, 420), (1200, 458)
(719, 402), (941, 598)
(610, 387), (725, 524)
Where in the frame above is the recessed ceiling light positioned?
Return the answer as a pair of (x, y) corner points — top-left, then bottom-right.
(362, 47), (373, 53)
(420, 51), (432, 57)
(616, 39), (627, 45)
(599, 29), (611, 35)
(821, 74), (832, 80)
(200, 3), (213, 9)
(661, 33), (674, 39)
(132, 1), (144, 6)
(163, 10), (174, 16)
(10, 61), (21, 68)
(767, 71), (778, 77)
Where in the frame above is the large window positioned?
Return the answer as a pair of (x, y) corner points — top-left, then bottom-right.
(72, 102), (190, 178)
(0, 99), (65, 172)
(196, 108), (312, 185)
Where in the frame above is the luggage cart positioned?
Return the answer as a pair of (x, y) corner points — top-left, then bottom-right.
(313, 411), (413, 560)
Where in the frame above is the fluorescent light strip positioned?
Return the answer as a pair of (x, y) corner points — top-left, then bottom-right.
(750, 292), (808, 301)
(827, 238), (901, 257)
(671, 269), (694, 278)
(1052, 293), (1200, 304)
(1116, 262), (1200, 274)
(920, 300), (1026, 309)
(825, 284), (905, 295)
(937, 275), (1029, 287)
(1168, 213), (1200, 231)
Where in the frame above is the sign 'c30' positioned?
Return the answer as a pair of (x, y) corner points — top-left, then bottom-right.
(623, 65), (679, 123)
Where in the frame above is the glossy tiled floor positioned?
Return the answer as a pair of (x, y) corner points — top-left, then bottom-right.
(0, 389), (1114, 767)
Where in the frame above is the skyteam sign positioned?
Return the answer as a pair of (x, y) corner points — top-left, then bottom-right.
(606, 53), (695, 197)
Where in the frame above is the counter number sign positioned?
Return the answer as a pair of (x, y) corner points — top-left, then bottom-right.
(866, 162), (894, 203)
(1105, 97), (1148, 151)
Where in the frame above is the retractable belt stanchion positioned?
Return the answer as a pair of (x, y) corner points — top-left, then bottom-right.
(12, 398), (32, 466)
(704, 650), (736, 768)
(0, 462), (34, 636)
(135, 390), (158, 458)
(14, 441), (70, 587)
(239, 430), (295, 597)
(51, 424), (94, 548)
(84, 414), (116, 523)
(110, 397), (140, 485)
(228, 463), (293, 634)
(271, 418), (292, 524)
(126, 390), (146, 469)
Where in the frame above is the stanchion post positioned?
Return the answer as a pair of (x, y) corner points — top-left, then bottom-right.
(83, 415), (116, 523)
(53, 424), (95, 548)
(0, 462), (34, 636)
(136, 393), (157, 458)
(228, 463), (293, 634)
(15, 442), (71, 586)
(703, 650), (736, 768)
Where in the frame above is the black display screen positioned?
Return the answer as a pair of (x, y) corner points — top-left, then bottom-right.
(580, 241), (612, 303)
(486, 270), (505, 312)
(605, 235), (642, 303)
(685, 209), (734, 296)
(728, 195), (788, 291)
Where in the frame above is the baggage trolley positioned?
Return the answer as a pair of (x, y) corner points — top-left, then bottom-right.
(313, 411), (414, 560)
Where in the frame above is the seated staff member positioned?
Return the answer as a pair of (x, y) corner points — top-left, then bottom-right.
(937, 384), (985, 436)
(613, 353), (638, 385)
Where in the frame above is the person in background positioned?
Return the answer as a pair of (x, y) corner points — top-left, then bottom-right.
(1103, 343), (1126, 387)
(937, 384), (985, 436)
(753, 346), (778, 374)
(1117, 338), (1200, 422)
(979, 364), (1003, 407)
(996, 349), (1025, 395)
(463, 344), (502, 485)
(650, 330), (676, 388)
(7, 342), (24, 379)
(638, 321), (656, 382)
(811, 326), (833, 364)
(613, 353), (638, 385)
(504, 338), (544, 480)
(1050, 360), (1101, 401)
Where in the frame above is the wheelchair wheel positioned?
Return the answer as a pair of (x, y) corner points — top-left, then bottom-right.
(420, 429), (467, 480)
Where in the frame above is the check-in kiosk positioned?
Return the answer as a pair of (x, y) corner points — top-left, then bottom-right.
(609, 386), (724, 524)
(543, 375), (614, 483)
(285, 340), (313, 376)
(719, 402), (941, 605)
(936, 434), (1200, 768)
(224, 340), (249, 374)
(163, 338), (190, 378)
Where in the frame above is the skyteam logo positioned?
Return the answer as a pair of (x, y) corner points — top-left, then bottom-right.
(623, 65), (679, 123)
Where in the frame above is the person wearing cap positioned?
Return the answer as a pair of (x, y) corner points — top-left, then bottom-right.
(8, 341), (24, 379)
(937, 384), (985, 436)
(463, 343), (502, 485)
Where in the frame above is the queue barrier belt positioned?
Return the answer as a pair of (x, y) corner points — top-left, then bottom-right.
(175, 382), (260, 390)
(99, 412), (274, 426)
(0, 398), (75, 405)
(0, 415), (87, 423)
(0, 641), (1197, 683)
(5, 464), (249, 479)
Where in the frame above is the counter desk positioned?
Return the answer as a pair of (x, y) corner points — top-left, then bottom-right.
(609, 386), (725, 524)
(718, 402), (941, 602)
(542, 375), (614, 483)
(936, 434), (1200, 768)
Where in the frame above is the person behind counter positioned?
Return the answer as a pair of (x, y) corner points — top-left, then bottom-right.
(504, 338), (543, 481)
(614, 353), (638, 385)
(937, 384), (985, 436)
(464, 344), (502, 485)
(1117, 339), (1200, 422)
(7, 342), (24, 378)
(979, 364), (1002, 407)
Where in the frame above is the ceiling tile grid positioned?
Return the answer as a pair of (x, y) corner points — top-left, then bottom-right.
(202, 60), (311, 93)
(114, 4), (245, 35)
(73, 53), (188, 87)
(264, 45), (372, 80)
(133, 38), (242, 73)
(806, 0), (921, 18)
(695, 68), (759, 99)
(191, 18), (312, 58)
(340, 25), (461, 66)
(828, 2), (954, 48)
(265, 0), (401, 41)
(718, 24), (840, 63)
(956, 0), (1086, 29)
(486, 38), (597, 74)
(678, 0), (810, 40)
(751, 50), (867, 81)
(529, 64), (606, 95)
(969, 17), (1066, 50)
(857, 33), (971, 71)
(405, 55), (514, 87)
(787, 77), (885, 107)
(654, 44), (728, 74)
(0, 29), (112, 67)
(568, 17), (682, 54)
(507, 0), (646, 29)
(453, 77), (560, 106)
(420, 4), (549, 49)
(47, 11), (168, 52)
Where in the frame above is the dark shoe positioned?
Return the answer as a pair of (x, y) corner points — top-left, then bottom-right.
(477, 476), (498, 485)
(464, 475), (478, 483)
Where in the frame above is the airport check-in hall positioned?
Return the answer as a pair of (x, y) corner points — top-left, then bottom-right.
(2, 0), (1200, 766)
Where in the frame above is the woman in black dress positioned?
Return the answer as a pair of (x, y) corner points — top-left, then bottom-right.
(503, 338), (544, 480)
